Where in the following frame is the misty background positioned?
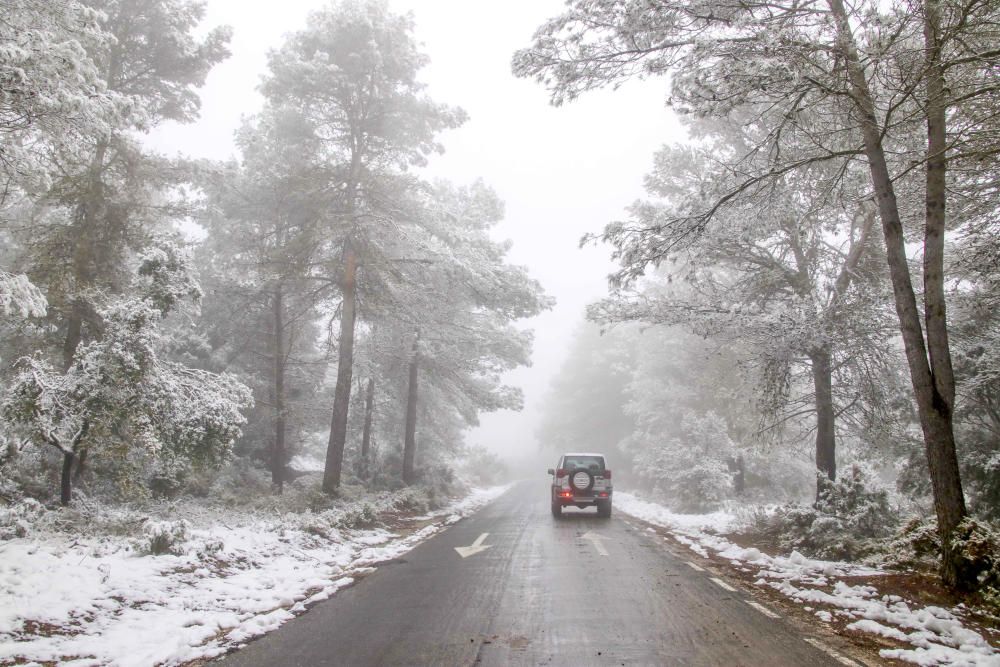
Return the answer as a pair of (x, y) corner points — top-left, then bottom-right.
(143, 0), (683, 467)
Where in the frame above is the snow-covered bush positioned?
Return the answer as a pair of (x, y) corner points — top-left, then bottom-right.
(148, 455), (192, 499)
(142, 520), (190, 555)
(0, 246), (253, 505)
(883, 516), (1000, 601)
(0, 498), (45, 540)
(391, 487), (430, 514)
(948, 517), (1000, 593)
(334, 502), (380, 529)
(754, 465), (899, 560)
(814, 465), (896, 537)
(300, 513), (337, 539)
(0, 272), (47, 320)
(667, 458), (734, 512)
(416, 465), (464, 511)
(299, 500), (382, 538)
(878, 516), (959, 574)
(634, 411), (735, 512)
(201, 458), (274, 506)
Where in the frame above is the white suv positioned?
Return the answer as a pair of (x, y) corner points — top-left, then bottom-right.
(548, 452), (612, 518)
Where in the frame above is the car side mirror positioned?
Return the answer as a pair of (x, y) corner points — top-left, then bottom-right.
(547, 468), (554, 476)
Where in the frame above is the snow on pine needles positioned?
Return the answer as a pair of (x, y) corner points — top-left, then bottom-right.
(0, 485), (510, 666)
(616, 492), (1000, 666)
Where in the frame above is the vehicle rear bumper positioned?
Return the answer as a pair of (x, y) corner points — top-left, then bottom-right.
(553, 492), (612, 506)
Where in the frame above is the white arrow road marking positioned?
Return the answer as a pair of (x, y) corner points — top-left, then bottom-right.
(454, 533), (492, 558)
(581, 531), (610, 556)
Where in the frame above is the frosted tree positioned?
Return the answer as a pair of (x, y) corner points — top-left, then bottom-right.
(589, 119), (893, 496)
(0, 0), (128, 198)
(198, 108), (330, 492)
(1, 243), (252, 505)
(332, 180), (549, 484)
(384, 181), (551, 483)
(17, 0), (232, 371)
(0, 271), (46, 319)
(514, 0), (1000, 590)
(947, 235), (1000, 520)
(261, 0), (465, 493)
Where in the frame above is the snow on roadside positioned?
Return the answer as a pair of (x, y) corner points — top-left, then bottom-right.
(616, 492), (1000, 666)
(0, 484), (511, 666)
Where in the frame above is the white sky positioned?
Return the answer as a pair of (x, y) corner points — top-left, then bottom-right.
(145, 0), (686, 461)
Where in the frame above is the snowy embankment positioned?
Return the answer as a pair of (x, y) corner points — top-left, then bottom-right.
(616, 492), (1000, 667)
(0, 484), (510, 666)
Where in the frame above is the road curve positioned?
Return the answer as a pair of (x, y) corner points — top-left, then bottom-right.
(216, 480), (847, 666)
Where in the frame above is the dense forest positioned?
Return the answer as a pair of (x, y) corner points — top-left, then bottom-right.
(0, 0), (547, 513)
(520, 0), (1000, 592)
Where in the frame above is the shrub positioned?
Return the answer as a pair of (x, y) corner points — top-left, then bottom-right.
(880, 517), (941, 570)
(755, 465), (899, 561)
(948, 517), (1000, 592)
(814, 466), (895, 539)
(666, 458), (734, 512)
(634, 411), (737, 512)
(392, 488), (430, 514)
(142, 519), (190, 555)
(335, 502), (381, 529)
(0, 498), (45, 540)
(148, 457), (190, 499)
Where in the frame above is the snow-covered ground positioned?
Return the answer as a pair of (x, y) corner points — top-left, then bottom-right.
(617, 492), (1000, 667)
(0, 484), (510, 666)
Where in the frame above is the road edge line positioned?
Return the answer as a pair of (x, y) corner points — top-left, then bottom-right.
(803, 637), (859, 666)
(710, 577), (737, 592)
(746, 601), (781, 619)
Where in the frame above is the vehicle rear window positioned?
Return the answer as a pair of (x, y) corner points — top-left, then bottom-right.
(563, 456), (605, 472)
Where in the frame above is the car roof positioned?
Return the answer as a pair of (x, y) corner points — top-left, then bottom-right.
(562, 452), (606, 457)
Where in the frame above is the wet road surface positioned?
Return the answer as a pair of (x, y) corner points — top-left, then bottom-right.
(217, 481), (850, 666)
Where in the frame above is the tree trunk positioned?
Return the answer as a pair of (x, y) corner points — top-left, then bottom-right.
(60, 452), (74, 506)
(73, 448), (88, 482)
(272, 283), (287, 493)
(323, 240), (359, 493)
(922, 0), (970, 589)
(62, 307), (84, 372)
(402, 333), (419, 485)
(360, 376), (375, 480)
(810, 347), (837, 492)
(923, 0), (954, 414)
(733, 455), (745, 496)
(828, 0), (969, 589)
(63, 140), (108, 371)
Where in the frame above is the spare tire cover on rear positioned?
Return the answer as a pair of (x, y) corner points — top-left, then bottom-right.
(570, 469), (594, 492)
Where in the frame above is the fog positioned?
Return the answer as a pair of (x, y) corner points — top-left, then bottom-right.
(5, 4), (1000, 651)
(144, 0), (686, 467)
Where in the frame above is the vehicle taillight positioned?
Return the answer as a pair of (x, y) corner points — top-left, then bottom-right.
(559, 490), (573, 498)
(556, 468), (566, 477)
(603, 470), (611, 479)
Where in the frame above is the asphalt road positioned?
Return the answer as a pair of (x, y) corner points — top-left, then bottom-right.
(217, 481), (850, 666)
